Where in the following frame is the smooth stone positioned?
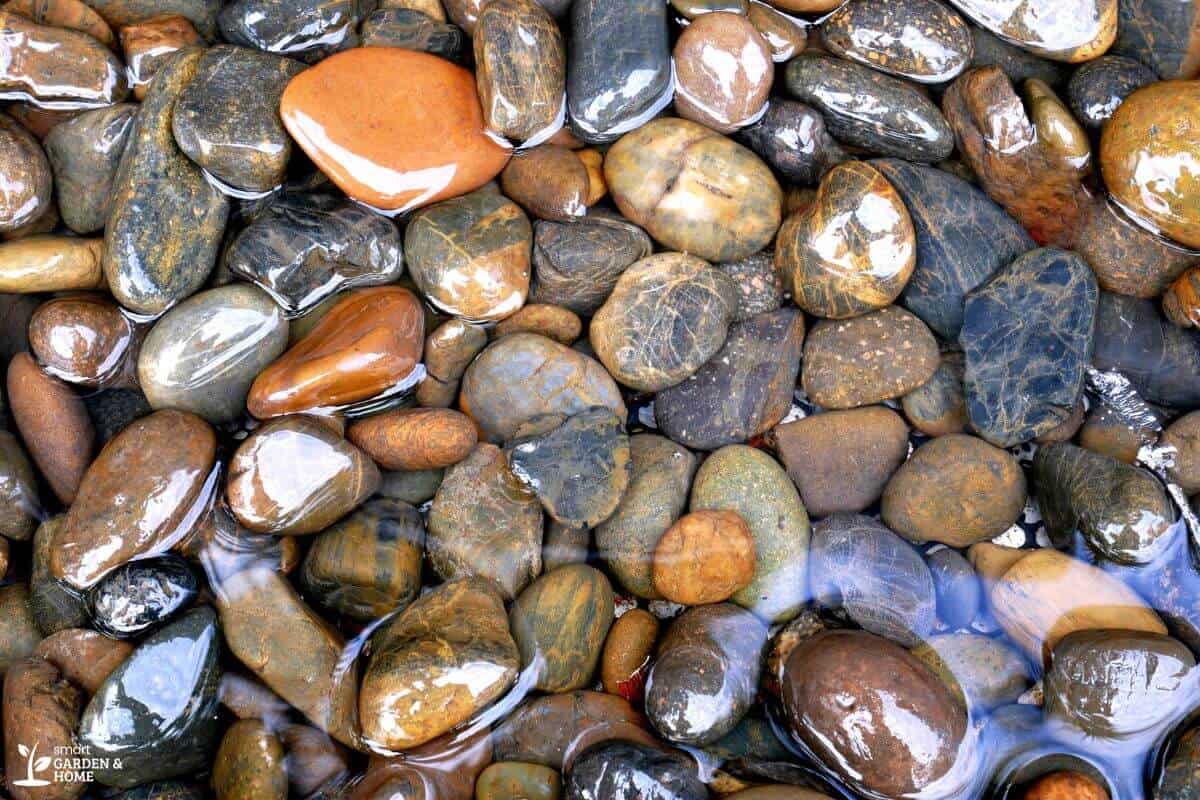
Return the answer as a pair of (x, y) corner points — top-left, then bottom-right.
(0, 583), (41, 674)
(501, 145), (589, 222)
(349, 408), (476, 471)
(226, 416), (379, 535)
(495, 303), (583, 344)
(942, 67), (1091, 247)
(1033, 441), (1176, 564)
(0, 11), (127, 107)
(960, 248), (1098, 447)
(802, 305), (939, 409)
(1159, 726), (1200, 799)
(1079, 402), (1158, 463)
(88, 554), (198, 639)
(0, 235), (105, 292)
(810, 513), (936, 647)
(360, 8), (466, 59)
(1165, 265), (1200, 327)
(172, 45), (304, 193)
(474, 0), (565, 142)
(716, 252), (785, 321)
(405, 187), (530, 321)
(605, 119), (782, 262)
(361, 577), (519, 750)
(1024, 772), (1112, 800)
(424, 318), (488, 387)
(1044, 629), (1194, 736)
(83, 386), (151, 445)
(85, 0), (220, 38)
(247, 287), (424, 418)
(785, 53), (954, 162)
(653, 510), (755, 605)
(1074, 196), (1196, 298)
(779, 161), (915, 319)
(673, 12), (772, 133)
(217, 0), (358, 62)
(690, 444), (810, 623)
(461, 332), (626, 442)
(281, 48), (511, 213)
(655, 308), (803, 449)
(104, 48), (228, 317)
(782, 629), (966, 798)
(747, 1), (806, 61)
(379, 467), (444, 503)
(901, 353), (968, 436)
(1101, 81), (1200, 250)
(871, 158), (1033, 339)
(947, 0), (1117, 61)
(927, 548), (981, 629)
(29, 294), (133, 385)
(492, 691), (647, 770)
(566, 0), (671, 142)
(969, 24), (1069, 85)
(0, 112), (51, 233)
(1068, 55), (1156, 129)
(823, 0), (973, 83)
(530, 213), (652, 314)
(79, 608), (222, 788)
(7, 351), (93, 503)
(2, 0), (114, 44)
(120, 15), (202, 100)
(477, 763), (562, 800)
(510, 564), (615, 692)
(565, 741), (706, 800)
(967, 541), (1031, 586)
(428, 443), (543, 599)
(1163, 411), (1200, 491)
(591, 252), (737, 392)
(213, 719), (288, 800)
(3, 656), (84, 800)
(1112, 0), (1200, 79)
(34, 628), (131, 692)
(595, 434), (697, 599)
(911, 633), (1029, 711)
(217, 568), (358, 746)
(882, 434), (1026, 547)
(989, 548), (1166, 660)
(1093, 291), (1200, 407)
(600, 609), (659, 701)
(29, 517), (88, 633)
(735, 101), (845, 187)
(0, 426), (38, 541)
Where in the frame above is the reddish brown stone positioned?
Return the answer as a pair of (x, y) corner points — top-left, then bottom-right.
(2, 0), (114, 44)
(652, 511), (756, 604)
(3, 657), (83, 800)
(348, 407), (477, 471)
(673, 12), (772, 133)
(34, 628), (131, 693)
(28, 294), (133, 385)
(494, 303), (582, 344)
(119, 15), (201, 100)
(213, 719), (288, 800)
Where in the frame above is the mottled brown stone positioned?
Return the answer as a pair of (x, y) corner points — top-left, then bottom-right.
(213, 719), (288, 800)
(1077, 196), (1197, 298)
(3, 657), (83, 800)
(601, 609), (659, 702)
(500, 145), (588, 222)
(2, 0), (113, 44)
(652, 510), (755, 605)
(1025, 771), (1111, 800)
(0, 11), (127, 106)
(0, 112), (51, 233)
(28, 294), (132, 385)
(7, 352), (93, 503)
(348, 408), (477, 471)
(492, 691), (648, 770)
(474, 0), (565, 142)
(824, 0), (972, 82)
(120, 15), (201, 100)
(948, 0), (1117, 62)
(0, 429), (38, 541)
(673, 12), (772, 133)
(494, 303), (582, 344)
(33, 628), (130, 693)
(0, 236), (104, 293)
(747, 2), (805, 62)
(352, 727), (492, 800)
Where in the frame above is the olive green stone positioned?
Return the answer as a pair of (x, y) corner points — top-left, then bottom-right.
(476, 762), (562, 800)
(29, 516), (88, 635)
(43, 103), (136, 234)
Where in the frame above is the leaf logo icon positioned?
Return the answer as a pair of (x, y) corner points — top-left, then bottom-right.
(12, 742), (51, 787)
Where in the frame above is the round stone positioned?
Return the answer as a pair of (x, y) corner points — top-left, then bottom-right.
(501, 145), (589, 222)
(1067, 54), (1157, 129)
(652, 510), (756, 605)
(0, 112), (52, 234)
(212, 720), (287, 800)
(901, 353), (968, 437)
(29, 295), (133, 386)
(672, 12), (772, 133)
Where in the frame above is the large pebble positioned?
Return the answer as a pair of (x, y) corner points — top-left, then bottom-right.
(474, 0), (565, 142)
(7, 351), (93, 503)
(673, 12), (772, 133)
(213, 719), (287, 800)
(1074, 195), (1196, 298)
(492, 691), (647, 770)
(565, 741), (707, 800)
(823, 0), (972, 83)
(348, 408), (476, 471)
(1093, 291), (1200, 407)
(0, 112), (51, 233)
(946, 0), (1117, 61)
(0, 11), (127, 106)
(501, 145), (589, 222)
(0, 236), (104, 293)
(530, 213), (652, 314)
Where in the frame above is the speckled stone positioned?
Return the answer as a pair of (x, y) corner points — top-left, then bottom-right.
(2, 0), (114, 44)
(960, 248), (1097, 448)
(43, 103), (135, 234)
(359, 8), (466, 60)
(0, 112), (51, 235)
(734, 100), (845, 187)
(1067, 55), (1156, 129)
(474, 0), (565, 142)
(1159, 726), (1200, 800)
(217, 0), (358, 62)
(1112, 0), (1200, 79)
(530, 213), (652, 314)
(823, 0), (973, 83)
(715, 252), (785, 321)
(946, 0), (1117, 62)
(1074, 196), (1196, 298)
(212, 719), (287, 800)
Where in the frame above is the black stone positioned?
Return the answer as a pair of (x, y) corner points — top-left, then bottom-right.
(567, 0), (671, 143)
(872, 158), (1033, 339)
(359, 8), (466, 61)
(79, 607), (223, 788)
(565, 740), (707, 800)
(960, 248), (1098, 448)
(1112, 0), (1200, 79)
(83, 388), (153, 445)
(217, 0), (361, 62)
(1067, 55), (1157, 129)
(733, 100), (847, 186)
(1093, 291), (1200, 409)
(926, 547), (981, 630)
(88, 555), (200, 639)
(784, 53), (954, 163)
(530, 212), (652, 314)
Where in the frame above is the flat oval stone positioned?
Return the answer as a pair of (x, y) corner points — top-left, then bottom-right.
(595, 434), (697, 599)
(566, 741), (707, 800)
(360, 577), (519, 750)
(823, 0), (973, 83)
(51, 409), (215, 589)
(120, 15), (202, 100)
(567, 0), (671, 143)
(495, 303), (583, 344)
(779, 161), (915, 319)
(0, 432), (37, 541)
(591, 252), (738, 392)
(911, 633), (1028, 711)
(871, 158), (1033, 339)
(673, 12), (772, 133)
(225, 193), (404, 316)
(655, 308), (804, 450)
(360, 7), (466, 59)
(810, 513), (936, 647)
(427, 443), (543, 600)
(0, 112), (51, 233)
(79, 607), (222, 788)
(461, 332), (626, 442)
(509, 564), (615, 692)
(41, 103), (133, 234)
(0, 235), (104, 292)
(213, 719), (287, 800)
(226, 416), (379, 535)
(88, 554), (198, 639)
(247, 286), (423, 418)
(477, 763), (562, 800)
(29, 294), (133, 385)
(104, 48), (228, 317)
(493, 691), (647, 770)
(172, 45), (304, 193)
(501, 144), (589, 222)
(34, 627), (132, 693)
(601, 608), (658, 698)
(781, 630), (966, 798)
(1067, 54), (1156, 129)
(960, 248), (1097, 447)
(1112, 0), (1200, 79)
(785, 53), (954, 162)
(348, 407), (476, 471)
(1083, 197), (1199, 301)
(605, 118), (782, 262)
(802, 305), (939, 409)
(1101, 81), (1200, 250)
(733, 100), (845, 186)
(691, 444), (810, 623)
(7, 351), (93, 503)
(530, 213), (652, 314)
(3, 657), (84, 800)
(0, 11), (127, 107)
(3, 0), (114, 44)
(217, 0), (357, 62)
(1093, 291), (1200, 407)
(646, 604), (766, 745)
(474, 0), (565, 142)
(405, 187), (530, 321)
(281, 48), (511, 213)
(1034, 441), (1176, 564)
(946, 0), (1117, 62)
(137, 284), (288, 423)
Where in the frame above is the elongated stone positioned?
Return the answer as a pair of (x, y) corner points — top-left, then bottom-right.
(824, 0), (973, 83)
(474, 0), (565, 142)
(0, 236), (104, 293)
(218, 0), (358, 62)
(2, 0), (114, 44)
(4, 657), (83, 800)
(7, 351), (93, 504)
(0, 11), (127, 107)
(359, 8), (466, 60)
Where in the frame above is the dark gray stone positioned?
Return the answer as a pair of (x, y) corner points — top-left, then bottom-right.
(733, 100), (847, 185)
(43, 104), (136, 234)
(217, 0), (361, 61)
(1093, 291), (1200, 409)
(566, 740), (707, 800)
(360, 7), (466, 60)
(1067, 54), (1157, 129)
(530, 212), (652, 314)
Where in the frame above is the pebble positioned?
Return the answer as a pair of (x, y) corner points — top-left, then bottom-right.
(492, 690), (647, 769)
(1159, 726), (1200, 800)
(565, 740), (707, 800)
(1068, 55), (1157, 129)
(417, 319), (487, 408)
(361, 577), (519, 750)
(652, 510), (756, 605)
(348, 408), (477, 471)
(595, 434), (697, 599)
(495, 303), (582, 344)
(103, 48), (229, 317)
(1075, 196), (1196, 298)
(0, 235), (105, 292)
(542, 521), (588, 572)
(120, 15), (202, 100)
(501, 145), (589, 222)
(801, 305), (939, 409)
(690, 444), (810, 623)
(911, 633), (1029, 711)
(672, 0), (748, 16)
(360, 7), (466, 59)
(213, 719), (287, 800)
(8, 351), (93, 503)
(88, 554), (198, 639)
(29, 293), (133, 385)
(510, 564), (615, 692)
(281, 48), (511, 213)
(747, 2), (805, 61)
(605, 119), (782, 262)
(947, 0), (1116, 62)
(0, 11), (127, 106)
(427, 443), (543, 600)
(477, 762), (562, 800)
(1165, 265), (1200, 327)
(217, 0), (358, 62)
(673, 12), (772, 133)
(823, 0), (973, 83)
(226, 416), (378, 536)
(3, 0), (114, 44)
(735, 101), (843, 187)
(83, 386), (151, 445)
(1025, 772), (1111, 800)
(1112, 0), (1200, 79)
(1079, 403), (1157, 463)
(901, 353), (968, 436)
(716, 252), (785, 321)
(3, 656), (84, 800)
(0, 112), (52, 233)
(29, 516), (88, 633)
(474, 0), (565, 142)
(1095, 291), (1200, 407)
(601, 608), (659, 700)
(530, 213), (652, 314)
(405, 186), (531, 321)
(926, 548), (981, 630)
(1162, 411), (1200, 492)
(33, 628), (131, 693)
(86, 0), (220, 38)
(0, 583), (40, 674)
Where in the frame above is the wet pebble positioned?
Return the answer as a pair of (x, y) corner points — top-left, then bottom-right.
(213, 719), (288, 800)
(348, 408), (476, 471)
(1075, 196), (1196, 299)
(652, 510), (756, 605)
(3, 0), (114, 44)
(29, 293), (133, 386)
(0, 112), (51, 234)
(715, 252), (785, 321)
(0, 428), (38, 541)
(501, 145), (589, 222)
(7, 351), (93, 504)
(822, 0), (973, 83)
(926, 547), (981, 630)
(1067, 54), (1157, 129)
(3, 656), (84, 800)
(42, 103), (133, 234)
(495, 303), (582, 344)
(530, 213), (652, 315)
(34, 627), (131, 693)
(565, 740), (706, 800)
(29, 517), (88, 633)
(1159, 726), (1200, 800)
(0, 583), (40, 674)
(1094, 291), (1200, 408)
(0, 11), (127, 106)
(911, 632), (1029, 711)
(0, 235), (105, 293)
(88, 554), (198, 639)
(1112, 0), (1200, 79)
(901, 353), (968, 436)
(747, 2), (805, 61)
(474, 0), (565, 142)
(673, 12), (772, 133)
(947, 0), (1117, 61)
(359, 7), (466, 59)
(601, 608), (659, 701)
(416, 318), (488, 408)
(492, 690), (647, 770)
(120, 15), (202, 100)
(218, 0), (358, 62)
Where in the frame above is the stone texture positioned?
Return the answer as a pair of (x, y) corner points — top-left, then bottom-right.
(474, 0), (565, 142)
(1068, 54), (1156, 129)
(1075, 196), (1196, 298)
(213, 720), (287, 800)
(823, 0), (973, 83)
(901, 353), (968, 436)
(0, 11), (127, 106)
(7, 351), (93, 503)
(42, 103), (134, 234)
(348, 408), (476, 471)
(88, 554), (198, 639)
(0, 236), (104, 293)
(29, 294), (133, 386)
(120, 15), (201, 100)
(530, 213), (652, 314)
(0, 112), (51, 234)
(672, 12), (772, 133)
(217, 0), (358, 61)
(492, 691), (647, 770)
(652, 510), (756, 605)
(566, 741), (707, 800)
(359, 7), (466, 59)
(734, 100), (844, 187)
(1112, 0), (1200, 79)
(948, 0), (1117, 61)
(911, 633), (1028, 711)
(3, 656), (83, 800)
(34, 628), (131, 693)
